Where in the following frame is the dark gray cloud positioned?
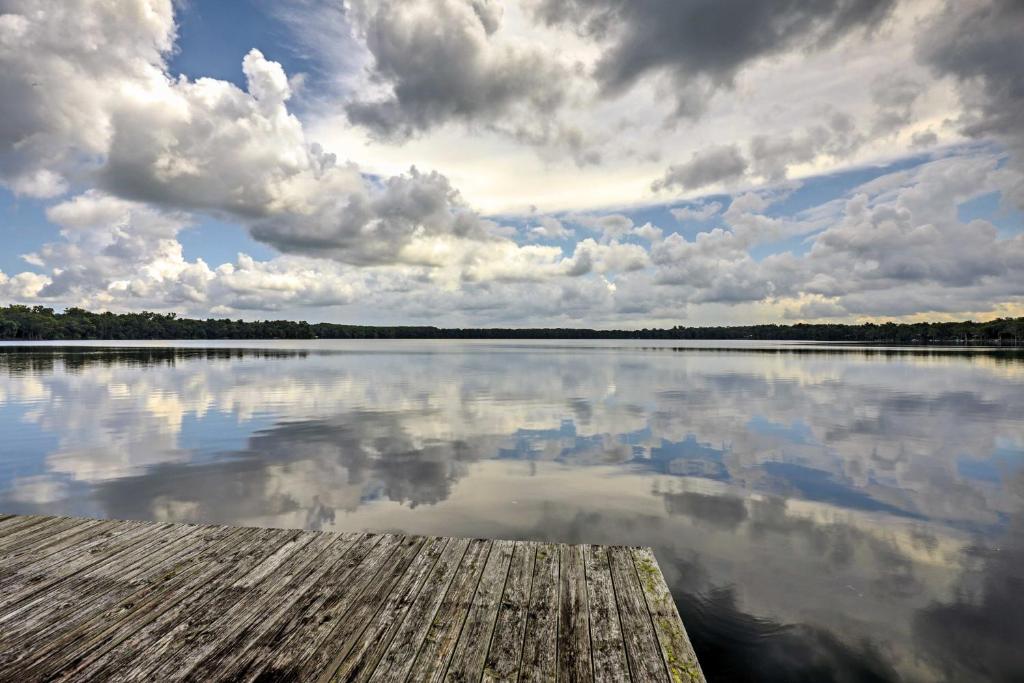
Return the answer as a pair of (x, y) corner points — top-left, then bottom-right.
(749, 111), (862, 181)
(535, 0), (897, 118)
(344, 0), (569, 140)
(870, 74), (922, 135)
(652, 144), (748, 192)
(655, 111), (865, 192)
(916, 0), (1024, 207)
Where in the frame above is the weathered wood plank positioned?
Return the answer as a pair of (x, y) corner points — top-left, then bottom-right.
(407, 538), (492, 683)
(210, 530), (383, 682)
(1, 524), (262, 677)
(366, 537), (471, 683)
(608, 546), (669, 682)
(2, 525), (194, 671)
(0, 519), (144, 580)
(519, 542), (560, 682)
(445, 539), (515, 683)
(322, 536), (450, 683)
(0, 520), (185, 617)
(632, 547), (705, 683)
(0, 514), (48, 538)
(482, 541), (536, 683)
(198, 533), (410, 682)
(97, 528), (324, 682)
(558, 544), (593, 681)
(0, 514), (49, 535)
(12, 528), (280, 675)
(274, 534), (427, 683)
(238, 530), (391, 682)
(0, 521), (196, 633)
(60, 527), (312, 682)
(584, 544), (630, 682)
(0, 518), (116, 573)
(0, 516), (81, 555)
(0, 515), (702, 683)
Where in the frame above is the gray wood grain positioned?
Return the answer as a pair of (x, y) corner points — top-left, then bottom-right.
(631, 547), (705, 683)
(216, 531), (382, 683)
(0, 516), (81, 555)
(445, 539), (514, 683)
(0, 514), (52, 540)
(0, 515), (702, 682)
(558, 544), (593, 681)
(19, 526), (275, 679)
(0, 520), (186, 617)
(407, 538), (492, 683)
(64, 527), (307, 682)
(0, 522), (246, 676)
(0, 521), (197, 639)
(268, 532), (419, 683)
(608, 546), (668, 682)
(324, 536), (450, 683)
(367, 536), (471, 683)
(482, 541), (536, 683)
(519, 542), (560, 683)
(584, 544), (630, 682)
(0, 518), (109, 571)
(127, 528), (332, 682)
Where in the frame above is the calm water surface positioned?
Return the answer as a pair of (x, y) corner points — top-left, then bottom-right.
(0, 340), (1022, 682)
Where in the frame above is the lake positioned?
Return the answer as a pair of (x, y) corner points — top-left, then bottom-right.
(0, 340), (1021, 682)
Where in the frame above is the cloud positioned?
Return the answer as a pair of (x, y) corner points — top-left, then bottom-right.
(0, 0), (175, 196)
(8, 191), (370, 312)
(671, 202), (723, 223)
(630, 223), (663, 242)
(563, 238), (648, 277)
(916, 0), (1024, 209)
(654, 105), (892, 195)
(652, 145), (748, 192)
(782, 297), (847, 320)
(911, 130), (938, 149)
(0, 2), (595, 291)
(0, 0), (1021, 324)
(749, 111), (863, 181)
(571, 213), (636, 242)
(526, 216), (573, 241)
(643, 151), (1024, 314)
(343, 0), (572, 142)
(870, 73), (922, 135)
(778, 153), (1024, 315)
(534, 0), (897, 119)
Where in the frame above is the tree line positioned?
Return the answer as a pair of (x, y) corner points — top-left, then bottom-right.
(1, 305), (1022, 344)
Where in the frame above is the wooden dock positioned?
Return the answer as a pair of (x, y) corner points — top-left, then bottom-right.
(0, 513), (704, 682)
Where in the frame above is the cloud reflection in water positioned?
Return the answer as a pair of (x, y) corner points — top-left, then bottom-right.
(0, 341), (1021, 682)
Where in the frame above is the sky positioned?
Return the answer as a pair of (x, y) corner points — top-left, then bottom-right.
(0, 0), (1022, 327)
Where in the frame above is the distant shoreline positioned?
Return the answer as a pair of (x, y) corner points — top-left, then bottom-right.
(2, 304), (1023, 345)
